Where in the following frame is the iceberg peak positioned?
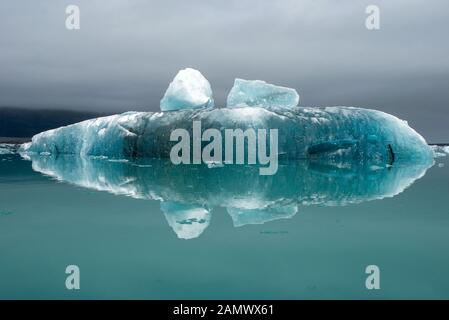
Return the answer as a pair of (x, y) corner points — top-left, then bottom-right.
(160, 68), (214, 112)
(226, 78), (300, 109)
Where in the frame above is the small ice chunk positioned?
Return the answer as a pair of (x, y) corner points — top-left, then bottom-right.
(227, 78), (299, 109)
(227, 204), (298, 227)
(0, 144), (17, 155)
(161, 202), (211, 240)
(431, 145), (449, 158)
(160, 68), (214, 111)
(205, 161), (224, 169)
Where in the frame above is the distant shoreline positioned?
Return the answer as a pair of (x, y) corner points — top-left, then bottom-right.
(0, 137), (31, 144)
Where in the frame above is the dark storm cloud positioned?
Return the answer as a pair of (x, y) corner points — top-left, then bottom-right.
(0, 0), (448, 141)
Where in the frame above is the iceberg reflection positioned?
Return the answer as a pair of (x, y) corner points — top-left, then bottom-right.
(25, 154), (433, 239)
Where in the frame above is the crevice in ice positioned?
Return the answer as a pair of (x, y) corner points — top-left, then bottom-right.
(307, 139), (357, 155)
(387, 144), (395, 165)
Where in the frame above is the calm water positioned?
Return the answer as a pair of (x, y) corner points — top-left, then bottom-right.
(0, 145), (448, 299)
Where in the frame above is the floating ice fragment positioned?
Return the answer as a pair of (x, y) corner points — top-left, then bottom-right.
(227, 204), (298, 227)
(205, 161), (224, 169)
(0, 144), (17, 155)
(160, 68), (214, 111)
(227, 78), (299, 109)
(431, 145), (449, 158)
(160, 202), (211, 239)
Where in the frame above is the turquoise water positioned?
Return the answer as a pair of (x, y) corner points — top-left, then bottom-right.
(0, 147), (448, 299)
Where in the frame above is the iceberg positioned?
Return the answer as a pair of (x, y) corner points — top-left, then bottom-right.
(160, 68), (214, 111)
(22, 153), (433, 239)
(227, 78), (300, 109)
(20, 106), (434, 165)
(15, 70), (437, 239)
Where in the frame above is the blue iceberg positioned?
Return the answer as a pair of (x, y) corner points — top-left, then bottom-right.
(20, 69), (433, 166)
(16, 69), (437, 239)
(160, 68), (214, 111)
(20, 106), (434, 165)
(227, 78), (300, 109)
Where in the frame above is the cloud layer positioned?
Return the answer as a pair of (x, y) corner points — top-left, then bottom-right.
(0, 0), (448, 141)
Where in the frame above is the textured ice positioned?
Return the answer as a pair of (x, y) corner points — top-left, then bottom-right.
(431, 145), (449, 158)
(21, 106), (434, 165)
(23, 154), (432, 239)
(160, 68), (214, 111)
(0, 144), (17, 155)
(227, 78), (299, 109)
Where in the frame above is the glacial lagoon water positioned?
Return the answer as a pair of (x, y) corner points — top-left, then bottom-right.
(0, 147), (449, 299)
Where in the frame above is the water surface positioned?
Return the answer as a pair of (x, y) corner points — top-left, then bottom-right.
(0, 147), (448, 299)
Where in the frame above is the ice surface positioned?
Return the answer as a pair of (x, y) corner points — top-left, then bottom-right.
(21, 106), (434, 165)
(431, 145), (449, 158)
(0, 144), (17, 155)
(160, 68), (214, 111)
(227, 78), (299, 109)
(23, 154), (432, 239)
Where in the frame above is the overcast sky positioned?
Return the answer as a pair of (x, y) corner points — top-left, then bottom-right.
(0, 0), (448, 142)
